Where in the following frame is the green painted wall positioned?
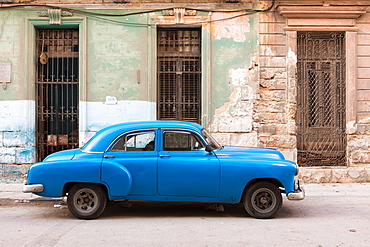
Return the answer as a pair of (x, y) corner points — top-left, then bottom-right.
(87, 14), (149, 102)
(0, 10), (27, 101)
(0, 7), (260, 171)
(210, 14), (259, 120)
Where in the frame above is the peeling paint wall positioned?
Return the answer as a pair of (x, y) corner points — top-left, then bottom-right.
(211, 13), (251, 42)
(0, 101), (35, 164)
(0, 9), (156, 182)
(1, 2), (370, 183)
(253, 9), (298, 167)
(209, 12), (259, 147)
(0, 101), (35, 182)
(80, 14), (156, 144)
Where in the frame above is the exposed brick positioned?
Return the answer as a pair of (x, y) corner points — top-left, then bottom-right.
(357, 124), (370, 134)
(257, 101), (286, 113)
(258, 124), (277, 136)
(213, 116), (253, 133)
(299, 168), (370, 183)
(230, 132), (258, 147)
(351, 151), (370, 163)
(0, 148), (16, 164)
(15, 148), (36, 164)
(255, 113), (287, 124)
(3, 132), (27, 147)
(210, 133), (231, 146)
(259, 135), (296, 149)
(0, 164), (30, 183)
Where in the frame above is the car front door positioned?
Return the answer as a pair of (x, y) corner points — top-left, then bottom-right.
(158, 129), (220, 198)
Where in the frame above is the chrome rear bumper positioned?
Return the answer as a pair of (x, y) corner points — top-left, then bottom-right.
(23, 184), (44, 193)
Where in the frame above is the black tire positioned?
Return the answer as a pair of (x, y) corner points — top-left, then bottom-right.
(243, 182), (282, 219)
(67, 183), (107, 220)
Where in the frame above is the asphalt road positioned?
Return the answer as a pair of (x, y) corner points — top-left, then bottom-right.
(0, 183), (369, 247)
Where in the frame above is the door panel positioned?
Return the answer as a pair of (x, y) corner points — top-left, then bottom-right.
(103, 152), (158, 196)
(157, 28), (201, 124)
(103, 130), (157, 196)
(36, 29), (79, 161)
(157, 130), (220, 197)
(297, 32), (346, 166)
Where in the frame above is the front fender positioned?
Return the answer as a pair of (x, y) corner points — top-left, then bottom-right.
(101, 160), (132, 198)
(219, 159), (298, 202)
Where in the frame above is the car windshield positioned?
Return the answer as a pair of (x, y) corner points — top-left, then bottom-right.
(201, 129), (222, 150)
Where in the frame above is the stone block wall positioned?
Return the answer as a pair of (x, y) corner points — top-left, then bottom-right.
(257, 10), (296, 158)
(255, 6), (370, 183)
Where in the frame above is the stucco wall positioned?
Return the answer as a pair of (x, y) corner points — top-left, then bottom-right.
(209, 12), (259, 148)
(0, 7), (260, 182)
(1, 2), (370, 183)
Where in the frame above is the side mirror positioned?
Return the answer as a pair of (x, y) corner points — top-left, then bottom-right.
(205, 145), (213, 153)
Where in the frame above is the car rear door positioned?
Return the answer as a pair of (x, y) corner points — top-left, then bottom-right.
(102, 129), (158, 196)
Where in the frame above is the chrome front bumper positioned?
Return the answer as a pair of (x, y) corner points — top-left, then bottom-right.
(287, 179), (305, 200)
(23, 184), (44, 193)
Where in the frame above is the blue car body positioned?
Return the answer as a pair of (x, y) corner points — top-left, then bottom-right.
(24, 121), (304, 219)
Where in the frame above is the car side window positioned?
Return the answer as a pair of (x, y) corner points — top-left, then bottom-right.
(163, 131), (205, 151)
(111, 131), (155, 151)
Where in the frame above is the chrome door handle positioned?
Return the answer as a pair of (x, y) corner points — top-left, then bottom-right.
(159, 155), (170, 158)
(104, 155), (115, 158)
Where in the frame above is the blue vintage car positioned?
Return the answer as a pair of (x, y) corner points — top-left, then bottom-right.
(23, 121), (304, 219)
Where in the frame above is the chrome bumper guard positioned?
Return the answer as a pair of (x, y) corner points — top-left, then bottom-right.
(23, 184), (44, 193)
(287, 179), (305, 200)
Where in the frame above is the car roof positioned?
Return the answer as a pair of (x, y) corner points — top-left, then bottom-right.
(81, 121), (204, 153)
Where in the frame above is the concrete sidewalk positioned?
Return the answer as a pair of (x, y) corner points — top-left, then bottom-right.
(0, 183), (62, 202)
(1, 182), (369, 202)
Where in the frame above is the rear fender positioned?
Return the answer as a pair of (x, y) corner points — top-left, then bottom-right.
(26, 159), (101, 197)
(101, 161), (132, 198)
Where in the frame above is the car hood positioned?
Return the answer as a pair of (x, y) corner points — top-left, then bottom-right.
(214, 146), (285, 160)
(43, 149), (78, 162)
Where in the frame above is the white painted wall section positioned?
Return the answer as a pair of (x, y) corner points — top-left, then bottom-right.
(79, 100), (156, 145)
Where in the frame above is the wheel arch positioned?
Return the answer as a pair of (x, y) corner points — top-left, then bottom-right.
(62, 182), (109, 197)
(239, 178), (283, 203)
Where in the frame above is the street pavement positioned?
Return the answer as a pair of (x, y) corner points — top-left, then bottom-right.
(0, 183), (52, 202)
(0, 183), (369, 246)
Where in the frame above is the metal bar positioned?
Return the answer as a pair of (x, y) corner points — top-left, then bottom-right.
(35, 29), (79, 162)
(157, 28), (201, 124)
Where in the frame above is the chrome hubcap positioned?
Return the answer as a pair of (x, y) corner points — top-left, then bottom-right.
(251, 188), (276, 214)
(73, 188), (97, 213)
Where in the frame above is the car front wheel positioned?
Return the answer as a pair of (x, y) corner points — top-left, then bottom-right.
(67, 183), (107, 219)
(243, 181), (282, 219)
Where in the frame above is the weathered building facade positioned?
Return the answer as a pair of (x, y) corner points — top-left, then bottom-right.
(0, 0), (369, 182)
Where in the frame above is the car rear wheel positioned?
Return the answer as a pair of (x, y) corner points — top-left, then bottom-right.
(67, 183), (107, 219)
(243, 181), (282, 219)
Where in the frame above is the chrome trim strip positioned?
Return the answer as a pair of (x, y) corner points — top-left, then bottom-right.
(105, 128), (158, 152)
(80, 150), (104, 154)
